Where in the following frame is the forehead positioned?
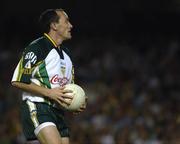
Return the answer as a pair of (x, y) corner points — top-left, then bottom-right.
(56, 10), (69, 20)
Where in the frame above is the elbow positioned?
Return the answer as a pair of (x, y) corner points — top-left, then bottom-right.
(11, 81), (19, 87)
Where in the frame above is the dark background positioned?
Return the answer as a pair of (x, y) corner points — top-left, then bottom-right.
(0, 1), (180, 144)
(1, 0), (180, 44)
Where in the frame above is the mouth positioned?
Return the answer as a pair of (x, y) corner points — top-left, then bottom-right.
(67, 30), (71, 35)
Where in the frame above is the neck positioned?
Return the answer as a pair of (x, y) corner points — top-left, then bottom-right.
(47, 31), (64, 47)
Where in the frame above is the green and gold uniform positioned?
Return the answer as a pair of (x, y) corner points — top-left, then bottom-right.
(11, 33), (74, 140)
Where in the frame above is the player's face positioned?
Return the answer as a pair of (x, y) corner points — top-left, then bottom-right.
(55, 11), (73, 40)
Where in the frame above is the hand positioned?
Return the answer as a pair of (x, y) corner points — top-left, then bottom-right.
(48, 86), (74, 106)
(73, 96), (88, 114)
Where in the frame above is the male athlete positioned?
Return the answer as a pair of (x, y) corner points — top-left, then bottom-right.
(11, 9), (86, 144)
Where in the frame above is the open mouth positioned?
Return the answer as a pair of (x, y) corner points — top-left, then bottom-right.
(67, 30), (71, 35)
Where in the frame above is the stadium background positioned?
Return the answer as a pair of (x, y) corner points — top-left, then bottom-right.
(0, 0), (180, 143)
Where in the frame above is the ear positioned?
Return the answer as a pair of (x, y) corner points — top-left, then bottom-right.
(50, 23), (57, 31)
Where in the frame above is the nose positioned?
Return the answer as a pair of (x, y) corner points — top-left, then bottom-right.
(69, 22), (73, 29)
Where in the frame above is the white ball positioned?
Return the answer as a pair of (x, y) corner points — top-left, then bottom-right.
(62, 83), (86, 111)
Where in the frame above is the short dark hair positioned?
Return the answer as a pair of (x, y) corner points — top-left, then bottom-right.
(39, 9), (64, 33)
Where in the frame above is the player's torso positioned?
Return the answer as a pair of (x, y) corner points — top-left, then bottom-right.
(22, 36), (73, 102)
(31, 48), (72, 88)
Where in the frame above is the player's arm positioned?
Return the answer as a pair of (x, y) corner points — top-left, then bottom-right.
(11, 45), (72, 105)
(11, 81), (73, 105)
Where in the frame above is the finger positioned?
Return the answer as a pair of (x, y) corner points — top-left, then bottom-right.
(75, 107), (85, 113)
(73, 112), (80, 115)
(59, 86), (65, 90)
(58, 97), (72, 105)
(79, 107), (85, 111)
(64, 99), (72, 105)
(62, 93), (74, 99)
(56, 99), (64, 106)
(80, 105), (86, 109)
(63, 89), (73, 93)
(81, 103), (86, 108)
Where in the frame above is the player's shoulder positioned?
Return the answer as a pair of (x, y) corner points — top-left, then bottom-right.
(25, 37), (43, 51)
(28, 36), (46, 49)
(24, 36), (52, 58)
(22, 37), (47, 60)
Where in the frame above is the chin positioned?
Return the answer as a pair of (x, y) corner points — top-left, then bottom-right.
(67, 32), (72, 39)
(69, 35), (72, 39)
(66, 35), (72, 40)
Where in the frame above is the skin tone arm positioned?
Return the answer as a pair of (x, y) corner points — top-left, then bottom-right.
(11, 81), (73, 105)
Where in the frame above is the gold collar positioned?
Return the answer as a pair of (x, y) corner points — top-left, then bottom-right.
(44, 33), (58, 48)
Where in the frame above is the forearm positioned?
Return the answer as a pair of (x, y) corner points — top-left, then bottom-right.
(11, 81), (73, 106)
(11, 81), (51, 98)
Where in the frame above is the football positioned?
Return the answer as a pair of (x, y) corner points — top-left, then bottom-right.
(62, 83), (86, 111)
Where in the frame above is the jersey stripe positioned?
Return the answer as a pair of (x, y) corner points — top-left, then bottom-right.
(39, 61), (51, 89)
(26, 100), (39, 128)
(44, 33), (57, 47)
(17, 57), (23, 81)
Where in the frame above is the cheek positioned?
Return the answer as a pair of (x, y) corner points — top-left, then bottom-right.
(59, 27), (66, 34)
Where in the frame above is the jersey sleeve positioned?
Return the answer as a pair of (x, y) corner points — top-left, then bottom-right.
(11, 45), (42, 84)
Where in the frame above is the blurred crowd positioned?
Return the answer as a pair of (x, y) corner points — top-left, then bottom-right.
(0, 34), (180, 144)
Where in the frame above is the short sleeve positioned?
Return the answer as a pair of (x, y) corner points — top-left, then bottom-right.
(11, 45), (42, 84)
